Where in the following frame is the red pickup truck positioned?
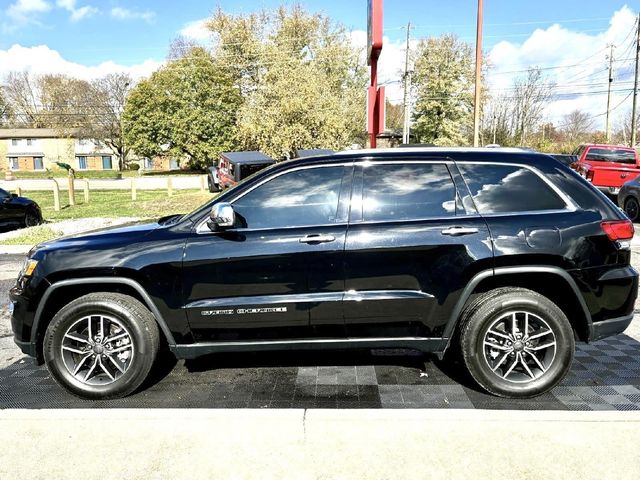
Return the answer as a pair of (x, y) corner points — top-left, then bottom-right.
(572, 144), (640, 195)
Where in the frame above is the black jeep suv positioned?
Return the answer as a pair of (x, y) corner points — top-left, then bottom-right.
(10, 148), (638, 399)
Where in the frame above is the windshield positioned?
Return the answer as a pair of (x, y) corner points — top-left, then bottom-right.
(585, 148), (636, 164)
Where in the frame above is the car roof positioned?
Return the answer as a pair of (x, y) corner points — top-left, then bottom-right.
(268, 147), (562, 171)
(220, 151), (275, 164)
(580, 144), (635, 150)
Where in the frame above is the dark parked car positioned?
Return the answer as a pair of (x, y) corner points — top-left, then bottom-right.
(0, 188), (42, 230)
(618, 177), (640, 222)
(10, 148), (637, 400)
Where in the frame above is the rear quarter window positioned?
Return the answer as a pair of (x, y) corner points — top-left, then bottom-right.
(458, 163), (567, 214)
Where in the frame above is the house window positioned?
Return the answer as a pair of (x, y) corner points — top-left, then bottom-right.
(144, 158), (153, 169)
(9, 157), (18, 170)
(77, 156), (87, 170)
(169, 159), (179, 170)
(33, 157), (44, 170)
(11, 139), (18, 146)
(102, 155), (112, 170)
(26, 138), (33, 146)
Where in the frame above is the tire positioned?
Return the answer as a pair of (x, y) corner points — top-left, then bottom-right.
(43, 292), (160, 399)
(459, 287), (574, 398)
(624, 197), (640, 222)
(207, 176), (220, 193)
(24, 208), (41, 227)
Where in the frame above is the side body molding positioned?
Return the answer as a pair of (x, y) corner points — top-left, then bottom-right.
(31, 277), (177, 346)
(442, 265), (593, 351)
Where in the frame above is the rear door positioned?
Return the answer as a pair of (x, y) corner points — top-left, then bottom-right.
(343, 159), (493, 340)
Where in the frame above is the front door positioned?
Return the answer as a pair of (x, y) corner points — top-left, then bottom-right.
(343, 159), (493, 339)
(182, 163), (352, 342)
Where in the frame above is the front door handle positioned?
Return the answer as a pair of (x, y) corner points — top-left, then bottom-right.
(441, 227), (479, 236)
(299, 234), (336, 244)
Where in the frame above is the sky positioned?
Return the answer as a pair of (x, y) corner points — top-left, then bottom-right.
(1, 0), (639, 130)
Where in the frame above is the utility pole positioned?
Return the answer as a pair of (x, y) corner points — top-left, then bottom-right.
(605, 44), (615, 143)
(631, 13), (640, 147)
(402, 22), (412, 144)
(472, 0), (484, 147)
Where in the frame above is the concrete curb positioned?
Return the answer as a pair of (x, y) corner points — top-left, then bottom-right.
(0, 408), (638, 479)
(0, 245), (31, 255)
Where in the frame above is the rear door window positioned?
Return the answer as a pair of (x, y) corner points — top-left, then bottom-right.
(585, 148), (636, 164)
(458, 163), (567, 214)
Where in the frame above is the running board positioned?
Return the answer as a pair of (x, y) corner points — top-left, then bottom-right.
(171, 337), (448, 359)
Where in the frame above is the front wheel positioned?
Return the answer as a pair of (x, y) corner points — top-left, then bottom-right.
(24, 208), (41, 227)
(459, 287), (574, 398)
(43, 293), (160, 399)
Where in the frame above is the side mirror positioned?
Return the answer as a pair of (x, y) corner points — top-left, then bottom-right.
(207, 202), (235, 231)
(11, 193), (18, 198)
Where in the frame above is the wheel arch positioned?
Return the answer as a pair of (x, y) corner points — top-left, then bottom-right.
(30, 277), (176, 357)
(443, 266), (592, 354)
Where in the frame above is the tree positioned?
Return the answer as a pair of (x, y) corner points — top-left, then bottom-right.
(208, 6), (366, 158)
(411, 35), (475, 146)
(86, 73), (133, 170)
(560, 109), (593, 145)
(510, 68), (554, 145)
(3, 71), (43, 127)
(123, 47), (241, 170)
(0, 88), (12, 127)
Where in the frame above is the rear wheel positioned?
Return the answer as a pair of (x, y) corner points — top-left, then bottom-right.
(43, 293), (160, 399)
(624, 197), (639, 222)
(459, 287), (574, 398)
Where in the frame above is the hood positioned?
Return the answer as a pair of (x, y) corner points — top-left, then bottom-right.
(36, 219), (162, 252)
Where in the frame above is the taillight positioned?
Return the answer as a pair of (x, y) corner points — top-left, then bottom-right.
(585, 170), (594, 182)
(601, 219), (634, 241)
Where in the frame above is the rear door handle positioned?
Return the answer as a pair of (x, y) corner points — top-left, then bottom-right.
(299, 234), (336, 244)
(441, 227), (479, 236)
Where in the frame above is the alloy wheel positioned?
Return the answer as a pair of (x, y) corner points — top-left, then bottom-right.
(625, 198), (639, 222)
(60, 314), (135, 386)
(482, 310), (557, 384)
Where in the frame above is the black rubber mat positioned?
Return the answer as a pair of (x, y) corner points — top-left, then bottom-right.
(1, 335), (639, 409)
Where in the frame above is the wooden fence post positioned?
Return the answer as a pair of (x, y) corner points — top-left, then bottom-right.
(200, 175), (206, 193)
(83, 179), (89, 203)
(167, 176), (173, 197)
(68, 175), (76, 206)
(131, 178), (137, 201)
(15, 186), (22, 197)
(52, 180), (60, 212)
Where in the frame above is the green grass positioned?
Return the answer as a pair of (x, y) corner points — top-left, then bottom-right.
(0, 225), (59, 245)
(25, 189), (215, 221)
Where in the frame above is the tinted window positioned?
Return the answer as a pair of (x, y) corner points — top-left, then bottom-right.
(458, 163), (566, 214)
(585, 148), (636, 164)
(361, 163), (456, 221)
(240, 163), (268, 179)
(233, 166), (345, 229)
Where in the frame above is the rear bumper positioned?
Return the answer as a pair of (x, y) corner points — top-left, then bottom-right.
(590, 313), (635, 342)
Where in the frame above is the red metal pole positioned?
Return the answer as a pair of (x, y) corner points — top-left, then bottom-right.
(370, 56), (378, 148)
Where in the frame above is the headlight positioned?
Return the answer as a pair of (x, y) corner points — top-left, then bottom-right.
(21, 258), (38, 277)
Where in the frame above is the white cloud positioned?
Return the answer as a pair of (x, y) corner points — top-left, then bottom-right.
(4, 0), (51, 31)
(110, 7), (155, 23)
(487, 5), (638, 130)
(180, 19), (211, 41)
(56, 0), (98, 22)
(0, 44), (162, 81)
